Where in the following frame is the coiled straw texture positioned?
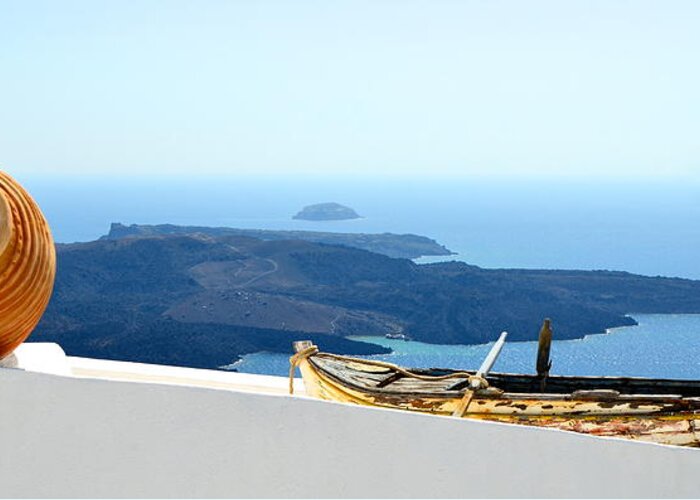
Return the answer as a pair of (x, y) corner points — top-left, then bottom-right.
(0, 171), (56, 360)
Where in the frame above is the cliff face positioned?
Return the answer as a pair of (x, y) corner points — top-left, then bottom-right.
(31, 232), (700, 369)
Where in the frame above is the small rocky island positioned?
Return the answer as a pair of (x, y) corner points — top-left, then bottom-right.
(293, 202), (361, 221)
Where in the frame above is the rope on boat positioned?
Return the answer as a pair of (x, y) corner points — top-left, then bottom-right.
(288, 344), (488, 398)
(288, 345), (319, 394)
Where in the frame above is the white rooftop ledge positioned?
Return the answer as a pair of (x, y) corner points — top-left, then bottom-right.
(68, 352), (305, 396)
(1, 343), (699, 498)
(1, 342), (305, 395)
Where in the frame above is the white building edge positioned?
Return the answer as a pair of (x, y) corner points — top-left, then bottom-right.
(1, 343), (699, 498)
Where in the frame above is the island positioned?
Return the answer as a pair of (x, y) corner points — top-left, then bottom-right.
(32, 227), (700, 371)
(293, 202), (361, 221)
(103, 222), (453, 259)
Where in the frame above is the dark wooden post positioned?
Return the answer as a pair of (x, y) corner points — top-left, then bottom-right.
(536, 319), (553, 392)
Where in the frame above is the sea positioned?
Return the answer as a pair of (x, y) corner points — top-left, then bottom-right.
(22, 174), (700, 279)
(232, 314), (700, 379)
(19, 173), (700, 379)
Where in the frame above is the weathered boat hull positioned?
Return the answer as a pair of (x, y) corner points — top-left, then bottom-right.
(294, 345), (700, 448)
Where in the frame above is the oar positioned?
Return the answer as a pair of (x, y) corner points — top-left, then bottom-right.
(452, 331), (508, 417)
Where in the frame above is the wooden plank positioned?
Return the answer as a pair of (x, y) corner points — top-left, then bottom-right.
(376, 372), (405, 388)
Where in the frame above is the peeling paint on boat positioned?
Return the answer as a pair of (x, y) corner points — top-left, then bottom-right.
(294, 342), (700, 448)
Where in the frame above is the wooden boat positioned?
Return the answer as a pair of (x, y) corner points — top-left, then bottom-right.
(290, 321), (700, 448)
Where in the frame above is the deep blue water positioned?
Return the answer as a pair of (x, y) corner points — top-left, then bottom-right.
(18, 174), (700, 279)
(232, 314), (700, 380)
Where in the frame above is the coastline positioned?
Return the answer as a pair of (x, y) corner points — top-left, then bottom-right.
(233, 313), (700, 379)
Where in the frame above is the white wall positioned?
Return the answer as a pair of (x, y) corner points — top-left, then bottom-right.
(1, 364), (699, 498)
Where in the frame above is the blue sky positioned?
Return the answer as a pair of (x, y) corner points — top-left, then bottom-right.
(1, 0), (698, 179)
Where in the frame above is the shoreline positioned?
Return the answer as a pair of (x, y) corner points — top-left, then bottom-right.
(232, 313), (700, 379)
